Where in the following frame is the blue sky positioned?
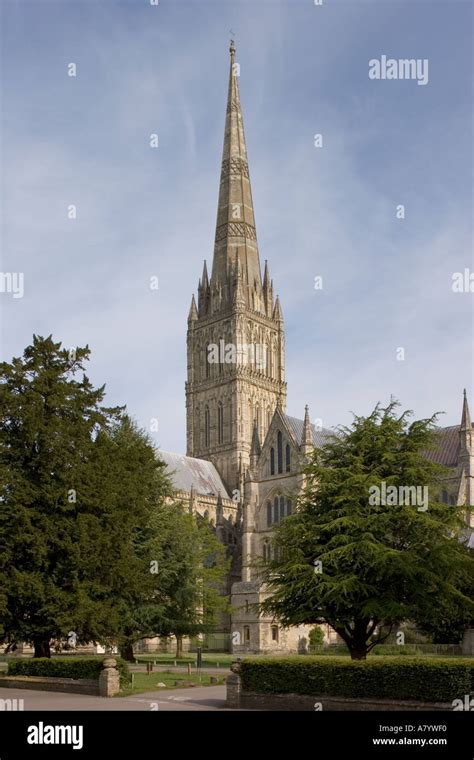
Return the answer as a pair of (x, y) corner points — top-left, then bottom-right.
(1, 0), (472, 452)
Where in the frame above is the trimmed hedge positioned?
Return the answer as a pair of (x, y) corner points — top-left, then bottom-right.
(239, 657), (474, 703)
(7, 657), (130, 687)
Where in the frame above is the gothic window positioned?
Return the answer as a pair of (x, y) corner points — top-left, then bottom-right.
(441, 490), (448, 504)
(271, 625), (279, 642)
(286, 444), (291, 472)
(273, 496), (279, 523)
(195, 406), (200, 446)
(267, 501), (272, 527)
(287, 499), (292, 516)
(205, 406), (210, 448)
(244, 626), (250, 642)
(217, 402), (224, 444)
(270, 447), (275, 475)
(267, 406), (271, 431)
(255, 403), (260, 435)
(277, 431), (283, 474)
(279, 495), (285, 521)
(218, 338), (223, 374)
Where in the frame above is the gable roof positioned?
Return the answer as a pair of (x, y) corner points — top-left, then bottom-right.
(284, 414), (335, 449)
(423, 424), (473, 468)
(158, 451), (230, 499)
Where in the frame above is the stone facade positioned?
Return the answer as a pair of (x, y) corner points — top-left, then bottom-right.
(158, 43), (473, 655)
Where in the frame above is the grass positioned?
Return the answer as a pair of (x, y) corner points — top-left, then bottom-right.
(133, 653), (236, 667)
(117, 670), (226, 697)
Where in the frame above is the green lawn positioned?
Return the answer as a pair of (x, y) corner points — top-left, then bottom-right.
(133, 653), (236, 667)
(117, 670), (226, 697)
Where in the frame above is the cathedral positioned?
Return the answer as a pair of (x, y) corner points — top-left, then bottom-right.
(158, 43), (474, 654)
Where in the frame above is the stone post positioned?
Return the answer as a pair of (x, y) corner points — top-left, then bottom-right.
(226, 660), (242, 708)
(99, 657), (120, 697)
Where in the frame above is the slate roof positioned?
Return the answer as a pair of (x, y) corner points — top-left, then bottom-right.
(158, 451), (230, 499)
(284, 415), (335, 449)
(424, 424), (473, 468)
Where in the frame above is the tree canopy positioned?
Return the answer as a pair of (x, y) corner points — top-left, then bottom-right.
(260, 400), (474, 659)
(0, 335), (227, 659)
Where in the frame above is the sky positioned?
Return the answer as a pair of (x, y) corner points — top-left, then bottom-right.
(0, 0), (472, 453)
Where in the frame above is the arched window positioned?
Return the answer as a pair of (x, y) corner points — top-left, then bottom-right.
(274, 496), (279, 523)
(287, 499), (292, 516)
(270, 447), (275, 475)
(286, 444), (291, 472)
(280, 495), (285, 521)
(271, 625), (279, 642)
(205, 406), (210, 448)
(255, 403), (260, 435)
(277, 431), (283, 474)
(217, 402), (224, 444)
(267, 501), (272, 527)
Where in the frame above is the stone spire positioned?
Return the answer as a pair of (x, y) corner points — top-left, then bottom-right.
(273, 295), (283, 322)
(211, 41), (262, 301)
(301, 404), (313, 454)
(250, 419), (261, 470)
(460, 388), (472, 454)
(187, 294), (198, 322)
(461, 389), (472, 432)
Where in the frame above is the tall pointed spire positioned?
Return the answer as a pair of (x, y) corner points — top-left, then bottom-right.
(461, 388), (472, 432)
(301, 404), (313, 452)
(250, 419), (261, 469)
(211, 41), (262, 300)
(188, 294), (198, 322)
(273, 295), (283, 322)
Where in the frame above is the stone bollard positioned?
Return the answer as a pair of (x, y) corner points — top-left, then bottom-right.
(226, 671), (241, 709)
(99, 657), (120, 697)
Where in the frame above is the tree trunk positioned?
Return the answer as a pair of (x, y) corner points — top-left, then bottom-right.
(176, 635), (183, 659)
(120, 642), (135, 662)
(349, 647), (367, 660)
(33, 638), (51, 659)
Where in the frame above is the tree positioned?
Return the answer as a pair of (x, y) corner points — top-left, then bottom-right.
(0, 336), (171, 657)
(158, 511), (229, 658)
(260, 400), (474, 659)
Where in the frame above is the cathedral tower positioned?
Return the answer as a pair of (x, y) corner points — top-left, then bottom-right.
(186, 42), (287, 492)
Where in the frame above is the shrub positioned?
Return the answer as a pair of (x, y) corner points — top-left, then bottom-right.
(7, 657), (130, 687)
(239, 657), (474, 703)
(308, 627), (325, 652)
